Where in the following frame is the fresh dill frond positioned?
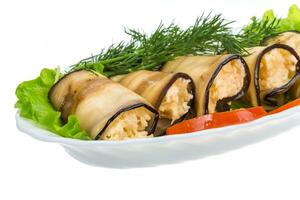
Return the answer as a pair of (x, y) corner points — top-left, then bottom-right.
(237, 17), (280, 49)
(68, 14), (247, 77)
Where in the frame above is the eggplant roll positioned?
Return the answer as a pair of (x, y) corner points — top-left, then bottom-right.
(162, 55), (250, 116)
(243, 44), (300, 107)
(49, 70), (159, 140)
(263, 31), (300, 98)
(112, 70), (195, 135)
(263, 31), (300, 55)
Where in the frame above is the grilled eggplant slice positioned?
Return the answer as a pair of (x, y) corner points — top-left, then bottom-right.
(112, 70), (195, 135)
(263, 31), (300, 55)
(49, 70), (97, 121)
(243, 44), (300, 109)
(49, 70), (159, 140)
(263, 31), (300, 99)
(162, 55), (250, 116)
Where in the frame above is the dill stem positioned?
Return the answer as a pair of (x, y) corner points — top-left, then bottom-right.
(70, 14), (270, 76)
(99, 54), (130, 65)
(99, 49), (144, 65)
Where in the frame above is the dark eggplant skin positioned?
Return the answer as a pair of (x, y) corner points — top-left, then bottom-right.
(203, 55), (251, 114)
(156, 73), (195, 120)
(48, 69), (91, 100)
(48, 69), (96, 113)
(254, 44), (300, 106)
(153, 72), (196, 136)
(48, 70), (159, 140)
(154, 72), (195, 111)
(95, 103), (159, 140)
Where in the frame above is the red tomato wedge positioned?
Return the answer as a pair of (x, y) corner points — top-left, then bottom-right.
(268, 98), (300, 115)
(166, 107), (267, 135)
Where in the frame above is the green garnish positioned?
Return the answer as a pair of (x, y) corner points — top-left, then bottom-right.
(237, 17), (280, 48)
(239, 4), (300, 47)
(15, 68), (90, 140)
(68, 14), (247, 77)
(230, 100), (252, 110)
(262, 4), (300, 32)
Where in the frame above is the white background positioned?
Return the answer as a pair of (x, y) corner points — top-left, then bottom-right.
(1, 0), (300, 199)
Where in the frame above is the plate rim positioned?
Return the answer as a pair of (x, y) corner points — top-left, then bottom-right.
(15, 105), (300, 146)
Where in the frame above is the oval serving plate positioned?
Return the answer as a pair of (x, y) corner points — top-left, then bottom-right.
(16, 106), (300, 168)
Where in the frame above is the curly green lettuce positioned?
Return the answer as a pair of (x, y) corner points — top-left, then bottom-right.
(15, 68), (90, 140)
(262, 4), (300, 32)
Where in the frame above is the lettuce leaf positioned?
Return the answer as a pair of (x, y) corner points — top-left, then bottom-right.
(15, 68), (90, 140)
(241, 4), (300, 48)
(261, 10), (276, 21)
(279, 4), (300, 31)
(262, 4), (300, 32)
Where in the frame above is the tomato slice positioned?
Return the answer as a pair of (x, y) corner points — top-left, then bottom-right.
(268, 98), (300, 115)
(166, 107), (267, 135)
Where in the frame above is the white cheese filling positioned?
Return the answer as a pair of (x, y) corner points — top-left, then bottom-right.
(259, 48), (297, 91)
(159, 78), (193, 123)
(208, 60), (246, 113)
(100, 107), (152, 140)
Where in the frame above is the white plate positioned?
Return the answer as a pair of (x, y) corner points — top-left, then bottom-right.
(16, 106), (300, 168)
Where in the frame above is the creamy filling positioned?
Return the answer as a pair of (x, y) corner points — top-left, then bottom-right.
(100, 107), (152, 141)
(208, 60), (246, 113)
(159, 78), (193, 123)
(259, 49), (297, 92)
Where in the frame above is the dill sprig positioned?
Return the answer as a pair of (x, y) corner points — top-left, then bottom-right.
(68, 14), (246, 77)
(237, 17), (280, 49)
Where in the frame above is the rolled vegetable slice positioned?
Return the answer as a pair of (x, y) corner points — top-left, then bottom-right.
(263, 31), (300, 55)
(243, 44), (300, 109)
(49, 70), (96, 121)
(263, 31), (300, 98)
(162, 55), (251, 116)
(49, 70), (159, 140)
(112, 70), (195, 135)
